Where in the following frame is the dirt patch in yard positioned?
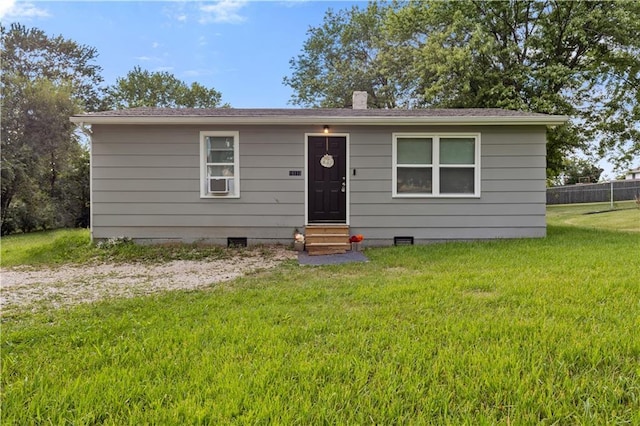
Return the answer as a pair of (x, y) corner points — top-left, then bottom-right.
(1, 246), (296, 316)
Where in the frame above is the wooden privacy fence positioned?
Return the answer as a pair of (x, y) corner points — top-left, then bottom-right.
(547, 180), (640, 204)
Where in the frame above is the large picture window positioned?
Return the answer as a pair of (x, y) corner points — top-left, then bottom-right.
(200, 131), (239, 198)
(393, 133), (480, 197)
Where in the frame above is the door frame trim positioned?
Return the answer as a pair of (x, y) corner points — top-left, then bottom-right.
(304, 133), (350, 226)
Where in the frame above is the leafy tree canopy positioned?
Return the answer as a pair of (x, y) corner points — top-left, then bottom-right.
(1, 23), (97, 234)
(285, 0), (640, 175)
(283, 3), (399, 108)
(1, 23), (104, 111)
(556, 157), (604, 186)
(103, 66), (228, 109)
(1, 76), (85, 234)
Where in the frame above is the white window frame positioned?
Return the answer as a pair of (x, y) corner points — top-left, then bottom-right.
(392, 132), (481, 198)
(200, 131), (240, 199)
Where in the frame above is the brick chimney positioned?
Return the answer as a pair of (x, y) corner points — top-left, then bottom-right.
(352, 91), (368, 109)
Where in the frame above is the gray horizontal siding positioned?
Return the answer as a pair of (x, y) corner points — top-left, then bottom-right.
(92, 190), (544, 205)
(350, 227), (546, 239)
(93, 167), (199, 180)
(482, 143), (545, 156)
(91, 124), (309, 243)
(482, 168), (542, 180)
(93, 154), (198, 167)
(93, 191), (302, 204)
(350, 225), (546, 242)
(93, 179), (199, 192)
(350, 191), (546, 204)
(349, 227), (546, 246)
(94, 215), (303, 227)
(345, 167), (543, 181)
(242, 155), (303, 168)
(348, 179), (543, 193)
(240, 143), (304, 156)
(349, 215), (545, 228)
(93, 203), (542, 219)
(345, 125), (546, 240)
(483, 155), (546, 168)
(91, 124), (548, 243)
(92, 143), (194, 156)
(93, 226), (298, 244)
(93, 203), (303, 216)
(93, 178), (304, 192)
(350, 203), (545, 216)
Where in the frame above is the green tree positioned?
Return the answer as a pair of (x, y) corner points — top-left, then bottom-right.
(1, 24), (99, 234)
(557, 158), (604, 185)
(285, 1), (640, 175)
(1, 23), (103, 111)
(1, 78), (81, 234)
(54, 147), (91, 228)
(283, 3), (400, 108)
(104, 66), (227, 109)
(388, 0), (639, 174)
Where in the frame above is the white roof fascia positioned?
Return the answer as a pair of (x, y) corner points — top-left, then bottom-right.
(69, 114), (569, 126)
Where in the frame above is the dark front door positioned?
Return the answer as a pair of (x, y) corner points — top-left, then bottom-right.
(308, 136), (347, 223)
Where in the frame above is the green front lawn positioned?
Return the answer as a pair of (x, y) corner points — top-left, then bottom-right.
(0, 229), (234, 268)
(0, 228), (94, 267)
(2, 205), (639, 424)
(547, 200), (639, 232)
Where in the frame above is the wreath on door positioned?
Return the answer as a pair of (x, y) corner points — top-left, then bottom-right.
(320, 136), (334, 168)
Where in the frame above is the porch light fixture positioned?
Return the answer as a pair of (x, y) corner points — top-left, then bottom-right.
(323, 125), (330, 134)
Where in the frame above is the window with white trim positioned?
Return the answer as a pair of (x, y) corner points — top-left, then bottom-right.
(200, 131), (239, 198)
(392, 133), (480, 197)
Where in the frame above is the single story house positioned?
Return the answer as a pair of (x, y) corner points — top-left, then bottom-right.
(625, 167), (640, 180)
(70, 92), (567, 249)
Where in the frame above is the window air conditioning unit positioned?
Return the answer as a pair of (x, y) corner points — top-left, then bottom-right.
(209, 178), (229, 194)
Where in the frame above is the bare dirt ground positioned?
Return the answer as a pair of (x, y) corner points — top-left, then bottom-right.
(1, 247), (297, 316)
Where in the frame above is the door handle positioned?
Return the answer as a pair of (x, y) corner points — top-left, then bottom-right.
(341, 181), (346, 192)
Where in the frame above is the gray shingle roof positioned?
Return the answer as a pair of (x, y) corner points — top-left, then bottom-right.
(71, 107), (567, 126)
(76, 107), (553, 118)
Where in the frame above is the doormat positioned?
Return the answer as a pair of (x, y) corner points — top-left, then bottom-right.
(298, 251), (369, 266)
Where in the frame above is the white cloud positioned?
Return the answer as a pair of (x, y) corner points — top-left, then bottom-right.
(154, 66), (174, 72)
(0, 0), (15, 19)
(199, 0), (248, 24)
(183, 69), (213, 77)
(151, 42), (160, 49)
(0, 0), (50, 20)
(277, 0), (311, 8)
(135, 56), (155, 61)
(161, 3), (188, 24)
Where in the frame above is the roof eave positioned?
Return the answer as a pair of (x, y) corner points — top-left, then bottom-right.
(70, 115), (569, 126)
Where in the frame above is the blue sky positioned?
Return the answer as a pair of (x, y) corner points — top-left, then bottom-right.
(1, 0), (632, 176)
(1, 0), (364, 107)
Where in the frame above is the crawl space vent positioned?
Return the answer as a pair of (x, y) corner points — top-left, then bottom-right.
(394, 236), (414, 246)
(227, 237), (248, 248)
